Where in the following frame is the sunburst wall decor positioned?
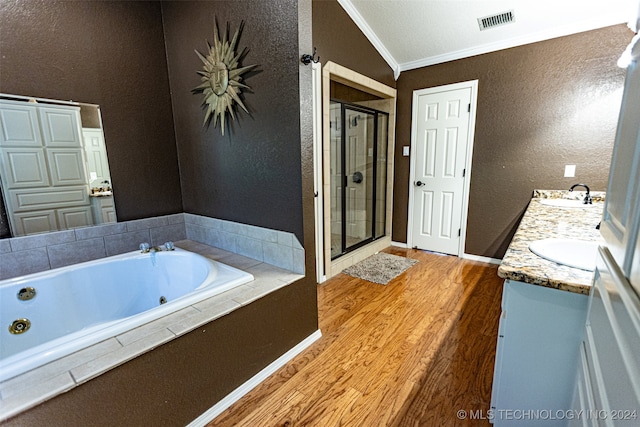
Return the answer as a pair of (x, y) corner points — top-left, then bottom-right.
(193, 19), (256, 135)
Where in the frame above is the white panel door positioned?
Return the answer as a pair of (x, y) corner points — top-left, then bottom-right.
(47, 148), (87, 186)
(0, 148), (50, 188)
(56, 206), (93, 229)
(13, 210), (58, 235)
(82, 128), (111, 184)
(38, 106), (82, 148)
(0, 102), (42, 147)
(410, 86), (472, 254)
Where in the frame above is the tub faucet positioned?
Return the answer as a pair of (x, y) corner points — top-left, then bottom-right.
(139, 242), (162, 253)
(139, 242), (175, 253)
(569, 183), (592, 204)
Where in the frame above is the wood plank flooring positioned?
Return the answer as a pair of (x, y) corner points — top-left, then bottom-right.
(208, 247), (503, 426)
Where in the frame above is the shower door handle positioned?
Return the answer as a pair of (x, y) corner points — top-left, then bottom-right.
(415, 181), (424, 187)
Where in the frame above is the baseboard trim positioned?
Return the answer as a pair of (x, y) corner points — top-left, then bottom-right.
(462, 253), (502, 265)
(188, 329), (323, 426)
(391, 241), (408, 248)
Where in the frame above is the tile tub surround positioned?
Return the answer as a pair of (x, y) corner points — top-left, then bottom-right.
(0, 214), (187, 280)
(0, 213), (304, 280)
(184, 213), (305, 274)
(0, 240), (304, 421)
(498, 191), (605, 295)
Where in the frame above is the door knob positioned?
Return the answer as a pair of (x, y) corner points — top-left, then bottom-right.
(415, 181), (424, 187)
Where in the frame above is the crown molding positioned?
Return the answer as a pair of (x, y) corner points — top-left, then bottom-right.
(398, 18), (629, 73)
(337, 0), (400, 79)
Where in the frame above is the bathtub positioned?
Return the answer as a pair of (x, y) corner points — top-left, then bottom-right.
(0, 248), (254, 382)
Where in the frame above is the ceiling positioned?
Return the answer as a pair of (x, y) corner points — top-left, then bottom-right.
(338, 0), (637, 78)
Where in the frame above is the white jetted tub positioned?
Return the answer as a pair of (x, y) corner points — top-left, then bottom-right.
(0, 247), (253, 382)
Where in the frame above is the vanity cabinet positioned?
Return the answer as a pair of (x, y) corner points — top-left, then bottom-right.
(0, 100), (93, 235)
(570, 39), (640, 426)
(569, 248), (640, 427)
(490, 280), (589, 426)
(90, 195), (116, 224)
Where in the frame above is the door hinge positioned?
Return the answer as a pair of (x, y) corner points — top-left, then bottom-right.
(468, 103), (471, 113)
(458, 228), (461, 237)
(462, 168), (466, 178)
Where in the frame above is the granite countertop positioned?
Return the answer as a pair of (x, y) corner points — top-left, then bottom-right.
(497, 190), (605, 295)
(89, 191), (112, 197)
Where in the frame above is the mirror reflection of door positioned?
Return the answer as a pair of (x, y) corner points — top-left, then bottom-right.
(330, 100), (388, 259)
(0, 94), (116, 237)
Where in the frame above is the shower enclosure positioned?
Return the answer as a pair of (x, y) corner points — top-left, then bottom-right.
(330, 101), (388, 259)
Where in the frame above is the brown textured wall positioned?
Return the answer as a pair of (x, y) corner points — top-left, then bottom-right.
(312, 0), (395, 88)
(394, 25), (631, 258)
(0, 0), (183, 223)
(163, 0), (305, 241)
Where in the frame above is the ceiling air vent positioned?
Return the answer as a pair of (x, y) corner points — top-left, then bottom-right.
(477, 10), (515, 31)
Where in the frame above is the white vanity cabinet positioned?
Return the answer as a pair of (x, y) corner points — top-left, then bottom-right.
(569, 248), (640, 427)
(569, 37), (640, 427)
(0, 100), (93, 235)
(491, 280), (589, 426)
(90, 195), (116, 224)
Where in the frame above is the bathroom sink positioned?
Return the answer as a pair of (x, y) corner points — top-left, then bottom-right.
(539, 199), (597, 208)
(529, 238), (599, 271)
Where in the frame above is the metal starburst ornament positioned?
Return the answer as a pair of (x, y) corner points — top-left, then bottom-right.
(193, 19), (256, 135)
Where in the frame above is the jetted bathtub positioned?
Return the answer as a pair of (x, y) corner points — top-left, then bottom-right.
(0, 247), (254, 382)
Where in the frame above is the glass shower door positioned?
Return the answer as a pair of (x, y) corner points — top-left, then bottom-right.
(330, 101), (388, 260)
(343, 107), (374, 251)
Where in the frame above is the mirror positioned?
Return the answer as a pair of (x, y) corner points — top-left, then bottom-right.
(0, 93), (116, 237)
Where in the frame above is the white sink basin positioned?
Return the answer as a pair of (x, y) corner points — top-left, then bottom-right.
(529, 238), (599, 271)
(539, 199), (597, 208)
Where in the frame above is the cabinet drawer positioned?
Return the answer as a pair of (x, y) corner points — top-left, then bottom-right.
(8, 186), (89, 212)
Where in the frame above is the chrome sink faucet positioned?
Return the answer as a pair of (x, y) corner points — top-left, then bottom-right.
(569, 183), (592, 204)
(139, 242), (175, 253)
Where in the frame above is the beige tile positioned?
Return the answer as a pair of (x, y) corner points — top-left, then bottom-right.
(71, 328), (175, 384)
(246, 262), (303, 284)
(115, 306), (200, 347)
(192, 294), (241, 314)
(0, 372), (75, 421)
(217, 253), (262, 270)
(0, 338), (122, 396)
(231, 278), (287, 305)
(169, 299), (241, 335)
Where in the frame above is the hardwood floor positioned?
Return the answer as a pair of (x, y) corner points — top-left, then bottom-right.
(208, 247), (503, 426)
